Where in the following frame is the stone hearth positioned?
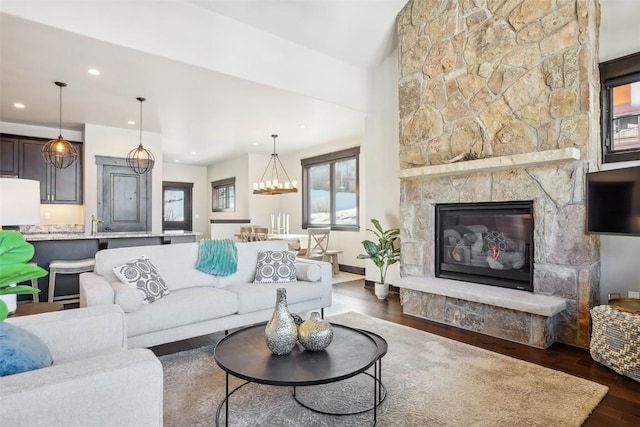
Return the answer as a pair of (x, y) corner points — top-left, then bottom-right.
(396, 0), (601, 347)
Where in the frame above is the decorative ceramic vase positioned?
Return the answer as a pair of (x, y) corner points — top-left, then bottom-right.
(265, 288), (298, 355)
(374, 282), (389, 300)
(298, 311), (333, 351)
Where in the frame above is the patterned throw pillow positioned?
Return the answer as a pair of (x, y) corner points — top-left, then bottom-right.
(112, 257), (170, 304)
(253, 251), (297, 284)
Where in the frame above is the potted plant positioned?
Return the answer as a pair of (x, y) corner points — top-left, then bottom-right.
(357, 219), (400, 299)
(0, 230), (47, 321)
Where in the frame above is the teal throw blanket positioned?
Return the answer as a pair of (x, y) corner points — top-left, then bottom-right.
(196, 239), (238, 276)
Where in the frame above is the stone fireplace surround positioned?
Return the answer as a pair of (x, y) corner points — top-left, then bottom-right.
(395, 0), (602, 348)
(397, 149), (579, 348)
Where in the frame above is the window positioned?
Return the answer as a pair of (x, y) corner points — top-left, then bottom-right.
(211, 177), (235, 212)
(162, 181), (193, 231)
(301, 147), (359, 231)
(600, 52), (640, 163)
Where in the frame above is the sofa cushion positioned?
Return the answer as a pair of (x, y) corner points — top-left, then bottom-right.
(226, 282), (324, 314)
(253, 251), (297, 284)
(112, 257), (169, 304)
(95, 243), (220, 291)
(125, 287), (239, 337)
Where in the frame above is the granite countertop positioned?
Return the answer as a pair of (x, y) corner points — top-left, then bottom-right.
(24, 231), (201, 241)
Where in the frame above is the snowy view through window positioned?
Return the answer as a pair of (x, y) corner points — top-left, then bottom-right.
(308, 158), (356, 226)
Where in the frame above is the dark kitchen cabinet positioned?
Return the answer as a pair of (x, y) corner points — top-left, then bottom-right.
(1, 136), (19, 176)
(16, 137), (83, 204)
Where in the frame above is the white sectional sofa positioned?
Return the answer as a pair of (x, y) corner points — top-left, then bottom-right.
(80, 240), (332, 348)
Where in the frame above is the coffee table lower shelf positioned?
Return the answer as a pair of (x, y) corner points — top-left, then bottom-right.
(214, 323), (388, 426)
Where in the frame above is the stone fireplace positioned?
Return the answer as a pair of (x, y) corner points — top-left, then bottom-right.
(395, 0), (601, 348)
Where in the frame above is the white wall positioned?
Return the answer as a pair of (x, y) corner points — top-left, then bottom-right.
(362, 46), (401, 284)
(162, 162), (209, 239)
(279, 137), (366, 269)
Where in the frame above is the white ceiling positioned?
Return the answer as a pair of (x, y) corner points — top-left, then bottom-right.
(0, 0), (638, 166)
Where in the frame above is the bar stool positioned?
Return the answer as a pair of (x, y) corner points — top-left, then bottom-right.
(48, 258), (95, 306)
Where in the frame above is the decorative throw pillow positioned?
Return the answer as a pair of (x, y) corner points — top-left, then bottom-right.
(112, 257), (170, 304)
(0, 322), (53, 377)
(254, 251), (297, 284)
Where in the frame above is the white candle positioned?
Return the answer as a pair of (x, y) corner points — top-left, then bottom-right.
(273, 178), (278, 187)
(259, 182), (265, 190)
(277, 213), (281, 232)
(266, 180), (271, 188)
(284, 182), (290, 189)
(291, 180), (298, 188)
(253, 183), (258, 190)
(271, 214), (274, 232)
(286, 214), (289, 234)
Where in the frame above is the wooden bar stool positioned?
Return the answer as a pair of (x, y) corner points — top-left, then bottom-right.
(48, 258), (95, 306)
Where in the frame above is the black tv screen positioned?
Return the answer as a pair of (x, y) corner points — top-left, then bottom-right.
(586, 165), (640, 235)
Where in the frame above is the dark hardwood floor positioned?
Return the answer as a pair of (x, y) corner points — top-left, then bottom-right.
(151, 279), (640, 426)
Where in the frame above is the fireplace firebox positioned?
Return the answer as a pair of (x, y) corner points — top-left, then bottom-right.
(435, 201), (534, 291)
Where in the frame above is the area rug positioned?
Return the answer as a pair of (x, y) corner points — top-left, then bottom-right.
(160, 312), (608, 426)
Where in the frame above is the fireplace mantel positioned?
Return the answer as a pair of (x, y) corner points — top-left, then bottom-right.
(399, 148), (581, 179)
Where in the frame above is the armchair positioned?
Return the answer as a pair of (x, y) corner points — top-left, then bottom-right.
(0, 305), (163, 426)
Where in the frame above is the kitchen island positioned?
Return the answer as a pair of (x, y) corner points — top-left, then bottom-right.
(24, 231), (200, 303)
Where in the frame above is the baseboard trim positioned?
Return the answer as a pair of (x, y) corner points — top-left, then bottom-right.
(339, 265), (365, 275)
(364, 280), (400, 294)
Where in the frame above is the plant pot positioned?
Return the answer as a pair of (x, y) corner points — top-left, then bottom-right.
(374, 282), (389, 300)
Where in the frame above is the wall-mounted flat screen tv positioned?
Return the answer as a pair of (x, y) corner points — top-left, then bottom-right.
(586, 165), (640, 235)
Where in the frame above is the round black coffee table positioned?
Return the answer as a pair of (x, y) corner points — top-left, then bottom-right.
(214, 322), (387, 426)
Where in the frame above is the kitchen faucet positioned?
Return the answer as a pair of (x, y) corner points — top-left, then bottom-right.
(91, 214), (104, 236)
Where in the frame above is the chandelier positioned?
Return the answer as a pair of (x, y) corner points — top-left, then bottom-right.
(253, 134), (298, 195)
(42, 81), (78, 169)
(126, 97), (155, 174)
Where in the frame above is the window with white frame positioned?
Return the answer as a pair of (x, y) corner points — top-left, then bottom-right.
(301, 147), (359, 231)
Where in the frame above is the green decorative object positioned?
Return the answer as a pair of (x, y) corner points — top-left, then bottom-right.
(357, 219), (400, 299)
(0, 231), (48, 321)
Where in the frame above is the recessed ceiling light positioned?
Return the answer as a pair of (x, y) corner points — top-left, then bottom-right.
(14, 103), (25, 109)
(127, 120), (135, 125)
(175, 159), (180, 162)
(191, 151), (196, 155)
(300, 124), (306, 129)
(252, 141), (259, 146)
(88, 68), (101, 76)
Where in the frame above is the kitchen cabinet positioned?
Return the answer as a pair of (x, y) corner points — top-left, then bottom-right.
(17, 137), (83, 204)
(0, 135), (19, 176)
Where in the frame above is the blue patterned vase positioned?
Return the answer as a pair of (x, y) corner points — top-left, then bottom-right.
(265, 288), (298, 355)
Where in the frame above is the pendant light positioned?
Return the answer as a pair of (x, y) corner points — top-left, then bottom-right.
(42, 81), (78, 169)
(126, 97), (155, 174)
(253, 134), (298, 195)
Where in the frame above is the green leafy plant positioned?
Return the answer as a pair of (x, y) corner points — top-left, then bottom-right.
(357, 219), (400, 284)
(0, 230), (47, 321)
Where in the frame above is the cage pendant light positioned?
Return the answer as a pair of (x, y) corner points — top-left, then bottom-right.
(253, 134), (298, 195)
(126, 97), (155, 174)
(42, 81), (78, 169)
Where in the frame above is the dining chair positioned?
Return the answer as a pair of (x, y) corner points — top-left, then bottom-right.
(304, 228), (342, 274)
(253, 227), (269, 241)
(239, 226), (253, 242)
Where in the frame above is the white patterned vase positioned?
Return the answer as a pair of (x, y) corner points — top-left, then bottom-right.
(298, 312), (333, 351)
(265, 288), (298, 355)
